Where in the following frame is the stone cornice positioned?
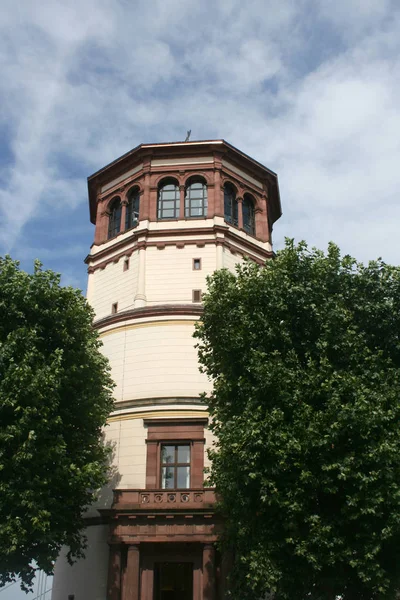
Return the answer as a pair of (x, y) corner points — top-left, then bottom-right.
(93, 303), (203, 330)
(86, 224), (273, 272)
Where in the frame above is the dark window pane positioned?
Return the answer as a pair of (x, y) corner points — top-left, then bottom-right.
(161, 445), (175, 464)
(126, 193), (140, 229)
(163, 200), (175, 209)
(158, 183), (179, 220)
(190, 199), (202, 208)
(189, 189), (203, 199)
(162, 466), (175, 489)
(224, 187), (233, 224)
(162, 191), (177, 200)
(108, 199), (122, 239)
(185, 182), (207, 219)
(191, 207), (203, 217)
(177, 466), (190, 489)
(177, 445), (190, 463)
(233, 199), (238, 226)
(243, 197), (255, 234)
(161, 209), (175, 218)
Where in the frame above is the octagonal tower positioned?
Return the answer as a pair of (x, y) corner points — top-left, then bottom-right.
(52, 140), (281, 600)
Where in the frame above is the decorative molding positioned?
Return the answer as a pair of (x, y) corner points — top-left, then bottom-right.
(86, 224), (273, 268)
(220, 177), (239, 192)
(183, 171), (213, 186)
(93, 303), (203, 330)
(107, 409), (209, 423)
(144, 417), (208, 427)
(111, 396), (207, 411)
(87, 236), (268, 273)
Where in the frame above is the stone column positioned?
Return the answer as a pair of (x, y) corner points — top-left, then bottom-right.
(141, 164), (151, 221)
(107, 544), (122, 600)
(255, 207), (268, 241)
(237, 197), (243, 230)
(95, 208), (109, 245)
(203, 544), (216, 600)
(179, 184), (185, 219)
(120, 199), (128, 233)
(149, 187), (158, 221)
(213, 170), (223, 217)
(141, 185), (150, 221)
(134, 245), (146, 308)
(123, 544), (140, 600)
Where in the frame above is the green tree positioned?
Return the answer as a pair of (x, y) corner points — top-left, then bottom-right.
(195, 240), (400, 600)
(0, 257), (114, 590)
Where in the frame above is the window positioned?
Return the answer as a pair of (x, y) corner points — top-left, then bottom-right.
(193, 258), (201, 270)
(192, 289), (202, 303)
(224, 183), (238, 226)
(158, 179), (180, 219)
(126, 188), (140, 229)
(144, 418), (207, 489)
(108, 197), (122, 239)
(123, 258), (129, 271)
(111, 302), (118, 314)
(161, 444), (190, 489)
(243, 194), (255, 235)
(185, 179), (207, 218)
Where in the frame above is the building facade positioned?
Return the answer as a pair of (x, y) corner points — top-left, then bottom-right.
(51, 140), (281, 600)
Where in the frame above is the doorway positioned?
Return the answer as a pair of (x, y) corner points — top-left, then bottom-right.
(154, 562), (193, 600)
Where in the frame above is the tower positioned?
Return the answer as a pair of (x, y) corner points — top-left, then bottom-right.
(51, 140), (281, 600)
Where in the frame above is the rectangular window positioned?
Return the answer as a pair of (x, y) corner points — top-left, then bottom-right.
(111, 302), (118, 314)
(193, 258), (201, 270)
(123, 259), (129, 271)
(161, 444), (190, 489)
(192, 289), (202, 303)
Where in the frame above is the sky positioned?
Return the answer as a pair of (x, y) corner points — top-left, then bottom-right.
(1, 0), (400, 597)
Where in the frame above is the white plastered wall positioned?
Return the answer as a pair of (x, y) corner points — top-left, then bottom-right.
(106, 416), (147, 489)
(223, 247), (245, 272)
(51, 525), (109, 600)
(145, 245), (216, 305)
(88, 251), (139, 320)
(99, 321), (212, 402)
(95, 412), (214, 494)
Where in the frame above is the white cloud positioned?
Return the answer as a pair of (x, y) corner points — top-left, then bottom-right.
(0, 0), (400, 271)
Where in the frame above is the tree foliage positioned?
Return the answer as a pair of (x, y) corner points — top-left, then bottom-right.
(0, 257), (114, 590)
(195, 240), (400, 600)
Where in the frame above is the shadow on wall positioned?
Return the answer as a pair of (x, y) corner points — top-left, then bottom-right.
(94, 437), (121, 511)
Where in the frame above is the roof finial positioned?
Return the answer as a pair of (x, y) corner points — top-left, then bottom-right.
(185, 130), (191, 142)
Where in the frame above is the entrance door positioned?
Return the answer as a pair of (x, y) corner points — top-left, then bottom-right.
(154, 562), (193, 600)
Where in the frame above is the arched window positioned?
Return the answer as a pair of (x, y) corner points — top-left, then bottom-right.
(108, 197), (122, 239)
(243, 194), (255, 235)
(126, 187), (140, 230)
(224, 183), (238, 226)
(158, 179), (180, 220)
(185, 178), (207, 218)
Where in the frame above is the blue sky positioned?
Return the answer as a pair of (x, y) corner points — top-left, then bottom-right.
(1, 0), (400, 597)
